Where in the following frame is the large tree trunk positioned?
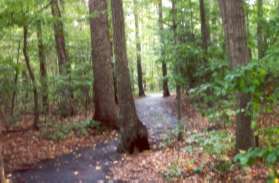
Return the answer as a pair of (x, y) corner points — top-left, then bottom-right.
(89, 0), (118, 128)
(158, 0), (170, 97)
(37, 21), (49, 115)
(171, 0), (182, 121)
(219, 0), (255, 151)
(133, 0), (145, 97)
(111, 0), (150, 153)
(51, 0), (74, 117)
(23, 26), (40, 129)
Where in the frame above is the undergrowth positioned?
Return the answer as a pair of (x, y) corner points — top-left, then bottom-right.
(41, 119), (101, 141)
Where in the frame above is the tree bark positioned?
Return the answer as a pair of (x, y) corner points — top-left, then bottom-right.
(37, 21), (49, 115)
(111, 0), (150, 153)
(218, 0), (231, 61)
(257, 0), (266, 59)
(51, 0), (74, 117)
(89, 0), (118, 128)
(219, 0), (255, 151)
(158, 0), (170, 97)
(23, 26), (40, 129)
(171, 0), (182, 121)
(0, 143), (5, 183)
(199, 0), (213, 106)
(133, 0), (145, 97)
(199, 0), (210, 54)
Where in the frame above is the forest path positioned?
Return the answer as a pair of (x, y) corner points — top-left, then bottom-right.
(12, 94), (178, 183)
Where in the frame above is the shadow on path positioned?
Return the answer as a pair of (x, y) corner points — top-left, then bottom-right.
(12, 94), (178, 183)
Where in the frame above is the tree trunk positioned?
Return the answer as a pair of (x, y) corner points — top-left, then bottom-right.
(171, 0), (182, 121)
(11, 41), (21, 116)
(89, 0), (118, 128)
(158, 0), (170, 97)
(133, 0), (145, 97)
(257, 0), (266, 59)
(111, 0), (150, 153)
(37, 21), (49, 115)
(0, 143), (5, 183)
(218, 0), (231, 61)
(199, 0), (213, 106)
(255, 0), (265, 146)
(23, 26), (40, 130)
(219, 0), (255, 151)
(51, 0), (74, 117)
(113, 62), (118, 104)
(199, 0), (210, 54)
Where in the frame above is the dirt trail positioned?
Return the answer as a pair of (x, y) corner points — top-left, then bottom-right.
(12, 94), (178, 183)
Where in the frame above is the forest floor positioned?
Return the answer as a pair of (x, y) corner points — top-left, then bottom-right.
(10, 94), (182, 183)
(3, 94), (268, 183)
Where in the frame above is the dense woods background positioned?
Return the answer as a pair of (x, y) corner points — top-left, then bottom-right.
(0, 0), (279, 182)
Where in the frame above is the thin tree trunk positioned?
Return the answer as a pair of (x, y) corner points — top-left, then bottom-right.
(244, 2), (253, 59)
(37, 21), (49, 115)
(219, 0), (255, 151)
(255, 0), (265, 146)
(158, 0), (170, 97)
(11, 41), (21, 116)
(111, 0), (150, 153)
(257, 0), (266, 59)
(189, 0), (194, 36)
(0, 143), (5, 183)
(199, 0), (210, 54)
(23, 26), (40, 130)
(51, 0), (74, 117)
(89, 0), (118, 128)
(113, 62), (118, 104)
(218, 0), (231, 61)
(171, 0), (182, 121)
(199, 0), (213, 106)
(133, 0), (145, 97)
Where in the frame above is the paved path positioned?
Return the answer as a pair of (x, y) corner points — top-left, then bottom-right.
(12, 95), (178, 183)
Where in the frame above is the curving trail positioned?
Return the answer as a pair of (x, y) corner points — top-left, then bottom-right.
(12, 94), (178, 183)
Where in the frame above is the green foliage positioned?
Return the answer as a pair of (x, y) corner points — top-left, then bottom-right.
(163, 161), (183, 181)
(190, 58), (279, 128)
(161, 123), (184, 147)
(213, 160), (233, 174)
(0, 56), (17, 99)
(42, 119), (100, 141)
(259, 127), (279, 147)
(235, 145), (279, 181)
(186, 131), (234, 156)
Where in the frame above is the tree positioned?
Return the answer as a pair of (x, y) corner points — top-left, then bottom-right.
(133, 0), (145, 97)
(199, 0), (213, 106)
(89, 0), (118, 128)
(0, 143), (5, 183)
(158, 0), (170, 97)
(23, 26), (40, 129)
(171, 0), (182, 121)
(36, 20), (49, 114)
(51, 0), (73, 117)
(10, 41), (21, 116)
(199, 0), (210, 56)
(257, 0), (266, 59)
(111, 0), (150, 153)
(219, 0), (255, 151)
